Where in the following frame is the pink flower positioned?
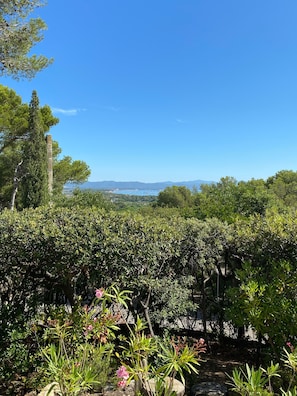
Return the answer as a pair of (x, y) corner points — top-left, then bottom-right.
(95, 288), (104, 299)
(287, 341), (292, 347)
(84, 324), (94, 336)
(116, 365), (129, 380)
(199, 338), (205, 344)
(117, 380), (127, 388)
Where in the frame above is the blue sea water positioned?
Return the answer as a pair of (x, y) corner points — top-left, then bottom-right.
(111, 189), (161, 196)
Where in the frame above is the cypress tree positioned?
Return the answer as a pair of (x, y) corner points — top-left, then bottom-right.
(21, 90), (49, 208)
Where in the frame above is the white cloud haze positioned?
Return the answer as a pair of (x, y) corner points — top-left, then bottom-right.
(51, 107), (85, 116)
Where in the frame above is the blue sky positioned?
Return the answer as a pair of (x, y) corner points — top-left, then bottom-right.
(2, 0), (297, 182)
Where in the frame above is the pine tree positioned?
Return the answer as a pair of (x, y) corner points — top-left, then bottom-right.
(0, 0), (52, 79)
(21, 90), (49, 208)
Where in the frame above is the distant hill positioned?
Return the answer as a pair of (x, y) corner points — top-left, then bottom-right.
(65, 179), (215, 192)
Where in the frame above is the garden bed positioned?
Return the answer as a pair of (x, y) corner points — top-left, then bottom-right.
(18, 340), (255, 396)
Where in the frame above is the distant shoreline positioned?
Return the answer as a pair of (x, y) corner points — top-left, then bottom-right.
(110, 189), (161, 196)
(65, 179), (214, 192)
(63, 186), (161, 197)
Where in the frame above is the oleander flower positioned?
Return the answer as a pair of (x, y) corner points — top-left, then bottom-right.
(286, 341), (294, 352)
(117, 380), (127, 388)
(116, 365), (129, 380)
(95, 288), (104, 299)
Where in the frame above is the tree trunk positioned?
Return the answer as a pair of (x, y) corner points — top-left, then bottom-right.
(10, 160), (23, 211)
(141, 287), (155, 336)
(201, 269), (209, 340)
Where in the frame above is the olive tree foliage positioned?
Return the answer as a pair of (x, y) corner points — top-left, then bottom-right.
(0, 0), (53, 79)
(0, 208), (197, 336)
(6, 204), (297, 351)
(179, 218), (232, 337)
(88, 212), (196, 335)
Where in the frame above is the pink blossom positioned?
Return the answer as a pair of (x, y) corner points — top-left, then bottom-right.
(199, 338), (205, 344)
(116, 365), (129, 380)
(95, 288), (104, 299)
(287, 341), (292, 347)
(117, 380), (127, 388)
(84, 324), (94, 336)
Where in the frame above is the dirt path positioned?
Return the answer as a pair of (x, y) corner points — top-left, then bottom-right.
(198, 342), (256, 384)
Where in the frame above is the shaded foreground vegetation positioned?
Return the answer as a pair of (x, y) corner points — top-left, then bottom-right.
(1, 198), (297, 394)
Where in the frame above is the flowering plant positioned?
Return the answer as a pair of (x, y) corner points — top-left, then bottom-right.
(118, 317), (205, 396)
(95, 288), (104, 299)
(36, 285), (204, 396)
(116, 365), (129, 388)
(37, 286), (131, 396)
(156, 336), (206, 385)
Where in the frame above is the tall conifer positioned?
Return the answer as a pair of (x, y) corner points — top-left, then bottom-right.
(21, 90), (48, 208)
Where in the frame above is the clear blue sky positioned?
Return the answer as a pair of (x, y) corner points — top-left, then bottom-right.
(2, 0), (297, 183)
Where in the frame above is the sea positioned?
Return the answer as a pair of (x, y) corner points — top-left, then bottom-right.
(111, 189), (161, 196)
